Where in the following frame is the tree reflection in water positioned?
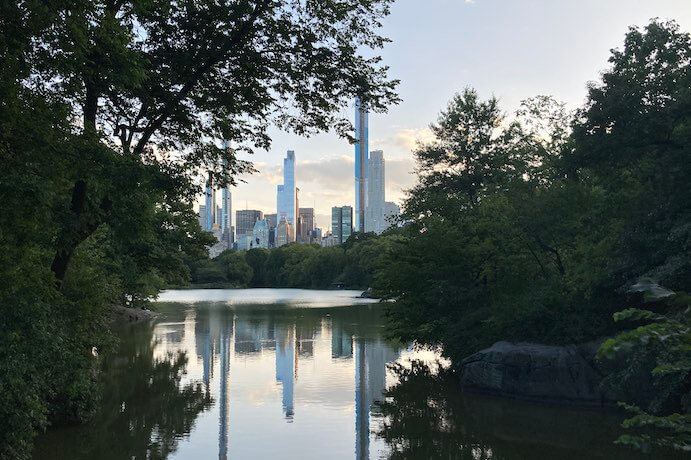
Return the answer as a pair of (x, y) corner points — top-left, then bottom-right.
(375, 361), (654, 460)
(33, 324), (212, 460)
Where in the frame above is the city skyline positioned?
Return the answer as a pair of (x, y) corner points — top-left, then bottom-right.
(221, 1), (691, 223)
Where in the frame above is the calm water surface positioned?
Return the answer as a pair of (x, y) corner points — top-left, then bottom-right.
(33, 289), (648, 459)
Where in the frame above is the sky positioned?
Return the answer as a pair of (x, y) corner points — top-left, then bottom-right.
(225, 0), (691, 231)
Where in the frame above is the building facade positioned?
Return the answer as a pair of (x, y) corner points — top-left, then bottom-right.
(250, 219), (270, 249)
(276, 218), (295, 247)
(297, 207), (315, 243)
(365, 150), (386, 234)
(236, 210), (263, 242)
(354, 97), (368, 233)
(277, 150), (297, 242)
(204, 173), (215, 232)
(383, 201), (401, 229)
(265, 213), (277, 248)
(331, 206), (353, 245)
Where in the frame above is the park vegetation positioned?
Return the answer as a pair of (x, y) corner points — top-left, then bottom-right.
(183, 231), (403, 289)
(374, 20), (690, 453)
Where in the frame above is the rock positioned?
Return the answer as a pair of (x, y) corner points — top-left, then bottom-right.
(109, 305), (157, 324)
(460, 340), (609, 406)
(360, 287), (374, 298)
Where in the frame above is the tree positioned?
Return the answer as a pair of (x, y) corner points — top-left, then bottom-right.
(216, 251), (253, 287)
(0, 1), (399, 457)
(571, 19), (691, 291)
(597, 280), (691, 453)
(9, 0), (399, 284)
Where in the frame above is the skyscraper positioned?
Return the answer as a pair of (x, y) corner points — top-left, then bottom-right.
(265, 213), (277, 247)
(298, 207), (314, 243)
(331, 205), (353, 245)
(383, 201), (401, 229)
(354, 97), (368, 233)
(198, 204), (207, 229)
(236, 210), (263, 240)
(277, 150), (297, 242)
(204, 173), (214, 232)
(365, 150), (386, 234)
(221, 141), (233, 246)
(276, 217), (295, 247)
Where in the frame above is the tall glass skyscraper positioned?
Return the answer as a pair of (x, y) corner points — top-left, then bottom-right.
(204, 173), (214, 231)
(277, 150), (296, 241)
(354, 97), (368, 233)
(365, 150), (385, 233)
(331, 205), (353, 245)
(221, 141), (232, 245)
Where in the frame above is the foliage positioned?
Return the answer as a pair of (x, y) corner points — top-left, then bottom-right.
(375, 19), (691, 453)
(31, 325), (213, 459)
(0, 0), (398, 457)
(597, 281), (691, 453)
(183, 231), (404, 290)
(378, 18), (691, 356)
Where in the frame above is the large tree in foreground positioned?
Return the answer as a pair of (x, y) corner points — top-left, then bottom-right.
(10, 0), (399, 283)
(0, 2), (398, 457)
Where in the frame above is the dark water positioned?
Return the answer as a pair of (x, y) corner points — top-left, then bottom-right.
(33, 289), (651, 459)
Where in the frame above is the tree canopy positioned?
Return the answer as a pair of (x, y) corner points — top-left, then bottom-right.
(0, 1), (398, 457)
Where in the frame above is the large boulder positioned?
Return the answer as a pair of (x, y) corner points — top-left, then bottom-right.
(460, 340), (609, 405)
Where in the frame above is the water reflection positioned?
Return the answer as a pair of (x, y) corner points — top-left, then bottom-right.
(33, 324), (213, 460)
(376, 361), (659, 460)
(33, 291), (645, 460)
(185, 301), (396, 459)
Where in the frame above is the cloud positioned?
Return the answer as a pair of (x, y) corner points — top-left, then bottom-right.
(297, 155), (355, 192)
(391, 127), (435, 153)
(385, 157), (417, 205)
(240, 161), (283, 185)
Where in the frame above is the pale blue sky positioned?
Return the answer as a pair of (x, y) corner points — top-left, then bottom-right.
(230, 0), (691, 230)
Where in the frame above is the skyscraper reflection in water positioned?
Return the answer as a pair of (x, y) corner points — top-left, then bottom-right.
(190, 303), (398, 459)
(275, 324), (296, 419)
(354, 337), (399, 460)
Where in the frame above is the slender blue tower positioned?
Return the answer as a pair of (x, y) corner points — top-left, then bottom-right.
(354, 97), (369, 233)
(221, 140), (232, 245)
(204, 173), (213, 231)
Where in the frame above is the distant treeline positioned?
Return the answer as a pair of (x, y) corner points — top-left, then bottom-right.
(183, 231), (403, 290)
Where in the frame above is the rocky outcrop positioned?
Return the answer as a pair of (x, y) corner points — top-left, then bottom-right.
(109, 305), (156, 324)
(460, 340), (609, 406)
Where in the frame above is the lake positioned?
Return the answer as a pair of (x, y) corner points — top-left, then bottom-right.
(33, 289), (650, 459)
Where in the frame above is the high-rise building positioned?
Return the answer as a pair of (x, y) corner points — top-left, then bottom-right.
(276, 217), (295, 247)
(221, 183), (232, 245)
(383, 201), (401, 229)
(204, 173), (215, 231)
(265, 213), (277, 247)
(310, 228), (322, 245)
(215, 205), (222, 229)
(354, 98), (368, 233)
(298, 207), (314, 243)
(198, 205), (207, 229)
(331, 205), (353, 245)
(365, 150), (386, 234)
(236, 210), (263, 242)
(277, 150), (296, 242)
